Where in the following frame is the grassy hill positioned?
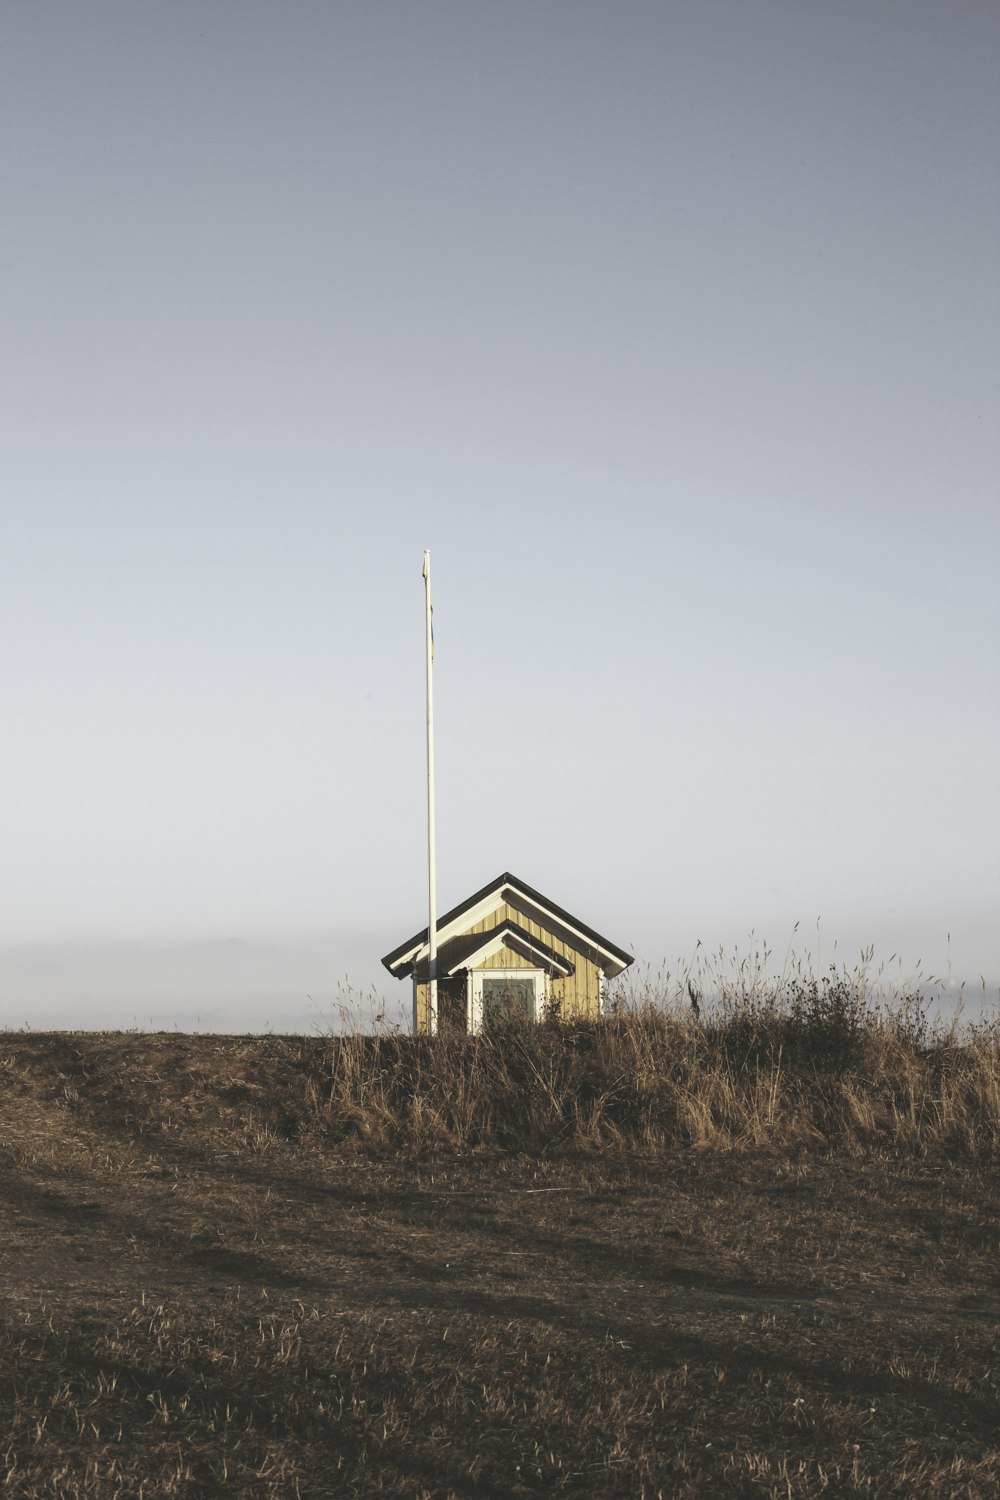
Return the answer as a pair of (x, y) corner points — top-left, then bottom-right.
(0, 999), (997, 1497)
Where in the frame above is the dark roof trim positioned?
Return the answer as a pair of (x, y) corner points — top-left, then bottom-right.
(428, 920), (575, 980)
(501, 889), (633, 977)
(382, 871), (634, 979)
(382, 870), (519, 971)
(502, 928), (575, 977)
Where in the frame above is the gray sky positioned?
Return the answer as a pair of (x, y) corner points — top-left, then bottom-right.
(2, 1), (998, 1031)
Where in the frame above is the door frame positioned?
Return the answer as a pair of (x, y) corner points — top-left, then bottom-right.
(468, 968), (546, 1033)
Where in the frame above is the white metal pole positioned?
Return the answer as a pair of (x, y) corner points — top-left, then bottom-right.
(423, 550), (438, 1035)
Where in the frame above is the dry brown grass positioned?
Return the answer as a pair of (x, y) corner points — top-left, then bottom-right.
(0, 996), (997, 1497)
(309, 980), (1000, 1158)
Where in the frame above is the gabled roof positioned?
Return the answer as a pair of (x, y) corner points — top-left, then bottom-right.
(411, 919), (576, 982)
(382, 871), (634, 980)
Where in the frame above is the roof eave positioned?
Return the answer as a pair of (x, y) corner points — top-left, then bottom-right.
(382, 870), (634, 980)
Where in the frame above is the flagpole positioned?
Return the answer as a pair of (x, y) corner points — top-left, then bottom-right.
(422, 550), (438, 1034)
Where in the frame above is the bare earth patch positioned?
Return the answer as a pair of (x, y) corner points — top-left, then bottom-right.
(0, 1034), (997, 1497)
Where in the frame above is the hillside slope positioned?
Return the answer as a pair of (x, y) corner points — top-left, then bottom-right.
(0, 1031), (997, 1496)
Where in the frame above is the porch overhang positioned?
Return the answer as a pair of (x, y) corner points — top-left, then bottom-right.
(410, 919), (575, 983)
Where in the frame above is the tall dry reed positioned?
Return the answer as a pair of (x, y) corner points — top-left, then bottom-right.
(313, 977), (999, 1157)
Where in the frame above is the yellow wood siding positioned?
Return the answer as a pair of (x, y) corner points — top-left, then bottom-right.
(415, 980), (431, 1033)
(414, 902), (603, 1030)
(469, 947), (534, 970)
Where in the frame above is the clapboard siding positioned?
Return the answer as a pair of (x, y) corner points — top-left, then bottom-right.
(385, 874), (631, 1034)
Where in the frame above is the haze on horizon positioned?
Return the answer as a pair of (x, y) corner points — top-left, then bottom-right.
(2, 2), (998, 1032)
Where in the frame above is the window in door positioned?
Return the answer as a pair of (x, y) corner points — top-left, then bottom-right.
(470, 969), (544, 1032)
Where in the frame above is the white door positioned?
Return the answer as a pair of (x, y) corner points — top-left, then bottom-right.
(469, 969), (545, 1033)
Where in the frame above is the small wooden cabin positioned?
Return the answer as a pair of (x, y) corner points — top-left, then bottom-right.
(382, 871), (634, 1033)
